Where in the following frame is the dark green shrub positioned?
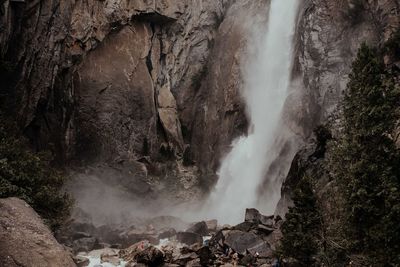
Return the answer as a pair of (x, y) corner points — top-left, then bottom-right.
(0, 116), (72, 231)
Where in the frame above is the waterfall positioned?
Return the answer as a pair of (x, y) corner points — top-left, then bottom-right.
(205, 0), (299, 224)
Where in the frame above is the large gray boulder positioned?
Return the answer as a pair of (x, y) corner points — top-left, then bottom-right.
(0, 197), (76, 267)
(222, 230), (272, 258)
(176, 232), (203, 246)
(186, 221), (209, 236)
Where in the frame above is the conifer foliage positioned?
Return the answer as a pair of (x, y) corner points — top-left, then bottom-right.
(329, 43), (400, 265)
(279, 177), (322, 266)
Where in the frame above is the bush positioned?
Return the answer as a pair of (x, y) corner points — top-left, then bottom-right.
(0, 116), (72, 231)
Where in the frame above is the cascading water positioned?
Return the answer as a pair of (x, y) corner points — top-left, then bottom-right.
(205, 0), (299, 224)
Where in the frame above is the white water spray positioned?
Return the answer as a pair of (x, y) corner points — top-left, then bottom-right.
(205, 0), (299, 224)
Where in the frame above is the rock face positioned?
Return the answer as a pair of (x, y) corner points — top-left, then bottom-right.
(0, 0), (270, 189)
(1, 0), (269, 219)
(286, 0), (400, 138)
(0, 198), (76, 267)
(276, 0), (400, 213)
(0, 0), (230, 160)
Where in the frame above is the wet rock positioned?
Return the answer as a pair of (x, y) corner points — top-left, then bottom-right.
(73, 255), (90, 267)
(158, 228), (177, 240)
(73, 237), (102, 253)
(256, 224), (274, 236)
(239, 253), (256, 266)
(245, 208), (274, 227)
(119, 242), (143, 262)
(95, 224), (125, 245)
(160, 243), (181, 264)
(224, 230), (272, 258)
(173, 252), (198, 266)
(100, 248), (120, 266)
(197, 246), (213, 266)
(120, 241), (166, 266)
(122, 229), (159, 247)
(186, 221), (209, 236)
(135, 246), (164, 267)
(176, 232), (203, 246)
(234, 221), (257, 232)
(186, 258), (202, 267)
(245, 208), (261, 222)
(72, 231), (92, 240)
(205, 220), (218, 232)
(263, 228), (283, 251)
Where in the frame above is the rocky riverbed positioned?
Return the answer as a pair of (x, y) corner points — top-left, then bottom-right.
(59, 208), (284, 267)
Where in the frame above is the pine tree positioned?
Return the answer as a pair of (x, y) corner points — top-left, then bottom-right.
(279, 176), (321, 266)
(329, 43), (400, 265)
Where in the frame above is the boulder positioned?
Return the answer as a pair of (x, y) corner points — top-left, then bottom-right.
(120, 241), (151, 262)
(158, 228), (177, 239)
(0, 197), (76, 267)
(146, 216), (189, 232)
(120, 241), (164, 266)
(205, 220), (218, 232)
(73, 255), (90, 267)
(256, 224), (274, 236)
(234, 221), (257, 232)
(95, 224), (126, 245)
(122, 229), (159, 247)
(71, 231), (92, 240)
(135, 246), (164, 267)
(224, 230), (272, 258)
(176, 232), (203, 246)
(172, 252), (198, 266)
(245, 208), (274, 227)
(186, 258), (202, 267)
(263, 228), (283, 251)
(186, 221), (209, 236)
(197, 246), (213, 266)
(100, 248), (121, 266)
(73, 237), (102, 253)
(239, 253), (256, 266)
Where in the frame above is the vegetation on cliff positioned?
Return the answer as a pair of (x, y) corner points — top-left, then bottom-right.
(280, 41), (400, 266)
(0, 116), (72, 231)
(329, 43), (400, 265)
(279, 176), (322, 265)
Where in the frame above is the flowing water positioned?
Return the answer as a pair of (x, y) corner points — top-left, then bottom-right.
(204, 0), (299, 224)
